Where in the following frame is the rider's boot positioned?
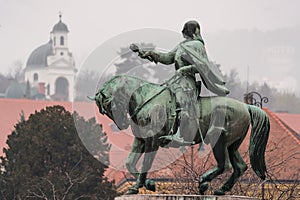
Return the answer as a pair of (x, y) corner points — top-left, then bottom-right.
(162, 129), (193, 145)
(160, 111), (196, 145)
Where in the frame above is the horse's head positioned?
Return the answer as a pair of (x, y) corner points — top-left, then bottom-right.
(93, 87), (130, 130)
(91, 75), (148, 130)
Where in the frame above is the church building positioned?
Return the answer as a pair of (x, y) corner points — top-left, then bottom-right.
(24, 14), (76, 101)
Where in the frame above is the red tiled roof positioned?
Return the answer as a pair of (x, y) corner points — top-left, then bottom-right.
(275, 112), (300, 135)
(0, 99), (115, 148)
(0, 98), (133, 181)
(269, 111), (300, 146)
(0, 99), (299, 186)
(0, 98), (74, 155)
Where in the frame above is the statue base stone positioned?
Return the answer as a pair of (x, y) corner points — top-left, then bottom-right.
(115, 194), (258, 200)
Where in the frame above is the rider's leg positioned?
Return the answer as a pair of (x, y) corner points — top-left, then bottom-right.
(161, 107), (197, 145)
(179, 107), (198, 143)
(161, 83), (199, 145)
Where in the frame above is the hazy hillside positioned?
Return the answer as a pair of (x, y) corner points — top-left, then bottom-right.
(205, 25), (300, 95)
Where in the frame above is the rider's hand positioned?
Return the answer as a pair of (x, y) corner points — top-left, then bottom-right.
(139, 51), (158, 64)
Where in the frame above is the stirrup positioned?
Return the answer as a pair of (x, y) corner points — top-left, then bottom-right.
(160, 134), (194, 145)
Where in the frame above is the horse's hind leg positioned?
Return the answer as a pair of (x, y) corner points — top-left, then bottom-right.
(199, 133), (226, 195)
(199, 106), (227, 194)
(216, 150), (247, 195)
(214, 127), (249, 195)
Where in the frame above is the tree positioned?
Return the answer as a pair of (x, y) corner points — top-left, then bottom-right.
(115, 43), (174, 84)
(7, 60), (25, 82)
(272, 92), (300, 113)
(0, 60), (24, 97)
(222, 68), (300, 113)
(0, 105), (117, 199)
(74, 69), (101, 101)
(115, 43), (156, 75)
(146, 142), (299, 199)
(224, 68), (244, 101)
(0, 73), (10, 94)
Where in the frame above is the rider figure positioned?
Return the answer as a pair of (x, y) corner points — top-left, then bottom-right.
(138, 20), (230, 145)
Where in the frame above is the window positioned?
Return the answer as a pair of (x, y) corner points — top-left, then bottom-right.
(60, 52), (64, 56)
(47, 84), (50, 95)
(33, 73), (38, 81)
(53, 37), (56, 46)
(55, 77), (69, 101)
(60, 36), (64, 46)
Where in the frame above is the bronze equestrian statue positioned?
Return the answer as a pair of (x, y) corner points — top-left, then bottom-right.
(89, 20), (270, 195)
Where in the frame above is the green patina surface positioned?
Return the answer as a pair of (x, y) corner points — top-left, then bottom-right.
(93, 74), (270, 196)
(92, 21), (270, 196)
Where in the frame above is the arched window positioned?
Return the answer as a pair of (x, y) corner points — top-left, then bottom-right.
(33, 73), (38, 82)
(55, 77), (69, 101)
(60, 36), (64, 46)
(47, 84), (50, 95)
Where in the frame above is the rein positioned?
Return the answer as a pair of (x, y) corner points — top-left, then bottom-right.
(129, 73), (183, 120)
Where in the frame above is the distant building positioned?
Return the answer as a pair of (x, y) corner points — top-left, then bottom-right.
(24, 14), (76, 101)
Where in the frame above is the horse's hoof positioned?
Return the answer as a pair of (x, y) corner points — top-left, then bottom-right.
(213, 188), (225, 196)
(125, 187), (139, 195)
(145, 179), (156, 192)
(198, 182), (209, 195)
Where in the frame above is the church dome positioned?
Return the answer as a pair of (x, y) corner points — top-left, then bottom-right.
(26, 40), (53, 69)
(51, 15), (69, 33)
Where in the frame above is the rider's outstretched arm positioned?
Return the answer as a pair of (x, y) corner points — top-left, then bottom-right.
(154, 48), (177, 65)
(140, 47), (177, 65)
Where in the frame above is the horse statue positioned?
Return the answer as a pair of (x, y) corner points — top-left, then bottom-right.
(89, 74), (270, 195)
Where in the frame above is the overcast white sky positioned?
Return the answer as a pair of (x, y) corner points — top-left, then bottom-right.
(1, 0), (300, 93)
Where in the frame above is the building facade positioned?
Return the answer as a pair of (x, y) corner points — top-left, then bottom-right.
(24, 14), (76, 101)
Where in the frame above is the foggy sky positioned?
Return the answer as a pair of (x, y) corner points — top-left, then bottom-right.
(1, 0), (300, 93)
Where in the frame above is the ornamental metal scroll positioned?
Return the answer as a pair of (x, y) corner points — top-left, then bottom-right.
(244, 91), (269, 108)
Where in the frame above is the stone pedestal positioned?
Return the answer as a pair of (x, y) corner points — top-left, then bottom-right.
(115, 194), (259, 200)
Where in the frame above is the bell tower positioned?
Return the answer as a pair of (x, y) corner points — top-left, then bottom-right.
(50, 13), (69, 57)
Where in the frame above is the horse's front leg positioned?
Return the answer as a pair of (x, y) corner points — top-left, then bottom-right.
(125, 136), (158, 194)
(137, 140), (158, 193)
(125, 138), (145, 195)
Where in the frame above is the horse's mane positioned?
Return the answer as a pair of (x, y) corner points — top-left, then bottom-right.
(102, 74), (162, 91)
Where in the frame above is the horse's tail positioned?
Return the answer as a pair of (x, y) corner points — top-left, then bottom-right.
(247, 105), (270, 180)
